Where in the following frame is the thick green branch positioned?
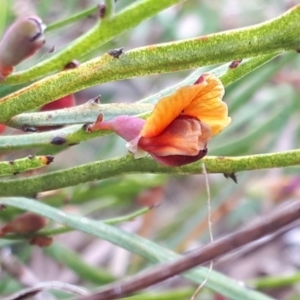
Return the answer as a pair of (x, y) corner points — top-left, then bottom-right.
(0, 52), (286, 156)
(0, 54), (277, 151)
(0, 150), (299, 197)
(6, 53), (272, 128)
(2, 206), (151, 240)
(0, 52), (278, 125)
(0, 104), (153, 153)
(0, 6), (297, 123)
(4, 3), (300, 89)
(4, 0), (182, 84)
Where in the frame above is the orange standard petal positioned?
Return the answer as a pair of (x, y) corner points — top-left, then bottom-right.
(141, 73), (231, 137)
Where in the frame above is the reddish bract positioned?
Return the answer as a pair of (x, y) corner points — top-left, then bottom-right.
(40, 94), (75, 111)
(0, 124), (6, 134)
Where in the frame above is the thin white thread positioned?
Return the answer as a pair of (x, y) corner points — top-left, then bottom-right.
(190, 162), (213, 300)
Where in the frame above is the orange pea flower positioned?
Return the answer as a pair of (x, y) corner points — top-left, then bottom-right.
(87, 73), (231, 166)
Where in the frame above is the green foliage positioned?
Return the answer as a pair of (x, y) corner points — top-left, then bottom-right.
(1, 1), (300, 300)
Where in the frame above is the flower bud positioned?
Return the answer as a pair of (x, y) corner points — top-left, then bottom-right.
(30, 236), (53, 247)
(0, 16), (46, 79)
(0, 212), (47, 236)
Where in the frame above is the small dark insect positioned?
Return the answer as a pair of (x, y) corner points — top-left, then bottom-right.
(107, 48), (124, 59)
(23, 126), (37, 132)
(50, 136), (67, 145)
(99, 4), (106, 18)
(64, 60), (80, 69)
(229, 59), (242, 69)
(45, 155), (54, 164)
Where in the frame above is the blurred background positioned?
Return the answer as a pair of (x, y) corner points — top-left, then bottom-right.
(1, 0), (300, 299)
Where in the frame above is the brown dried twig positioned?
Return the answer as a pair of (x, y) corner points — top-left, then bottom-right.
(4, 281), (89, 300)
(76, 201), (300, 300)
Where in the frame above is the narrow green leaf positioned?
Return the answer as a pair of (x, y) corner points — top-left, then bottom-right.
(0, 197), (274, 300)
(45, 243), (115, 284)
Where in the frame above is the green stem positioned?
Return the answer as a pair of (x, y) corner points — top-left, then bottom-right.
(121, 289), (194, 300)
(104, 0), (115, 18)
(4, 4), (300, 87)
(0, 150), (300, 197)
(0, 155), (53, 176)
(45, 243), (115, 284)
(0, 54), (277, 152)
(0, 0), (9, 37)
(0, 125), (98, 152)
(8, 102), (153, 128)
(4, 0), (182, 84)
(0, 3), (298, 121)
(45, 6), (99, 32)
(1, 206), (151, 239)
(0, 52), (277, 126)
(253, 273), (300, 289)
(142, 53), (279, 105)
(48, 206), (151, 236)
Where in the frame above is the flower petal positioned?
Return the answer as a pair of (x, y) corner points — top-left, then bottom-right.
(150, 149), (208, 167)
(140, 78), (209, 138)
(183, 73), (231, 135)
(138, 116), (212, 156)
(87, 115), (145, 142)
(40, 94), (76, 111)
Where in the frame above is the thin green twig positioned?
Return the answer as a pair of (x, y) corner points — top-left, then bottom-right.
(4, 3), (300, 88)
(104, 0), (115, 18)
(253, 272), (300, 289)
(0, 150), (300, 197)
(0, 54), (279, 155)
(46, 6), (99, 32)
(3, 0), (182, 84)
(1, 5), (299, 121)
(11, 52), (281, 127)
(8, 102), (153, 129)
(121, 289), (194, 300)
(6, 53), (274, 129)
(1, 206), (152, 240)
(0, 155), (53, 176)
